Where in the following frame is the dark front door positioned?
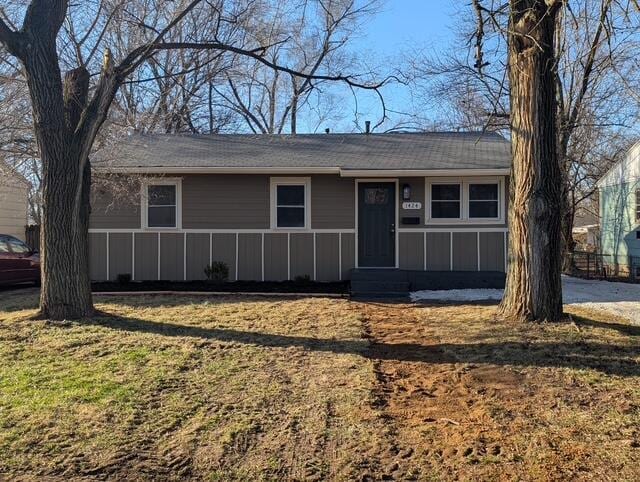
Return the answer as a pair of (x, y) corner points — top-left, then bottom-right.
(358, 182), (396, 267)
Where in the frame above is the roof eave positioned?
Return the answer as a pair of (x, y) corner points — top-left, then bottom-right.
(94, 166), (511, 176)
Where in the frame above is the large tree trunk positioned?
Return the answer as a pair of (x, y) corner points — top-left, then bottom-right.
(498, 0), (564, 322)
(39, 152), (93, 319)
(21, 27), (94, 320)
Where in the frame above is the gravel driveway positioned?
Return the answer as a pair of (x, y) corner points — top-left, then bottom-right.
(411, 276), (640, 325)
(562, 276), (640, 324)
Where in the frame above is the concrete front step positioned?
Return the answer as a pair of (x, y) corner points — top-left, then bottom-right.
(350, 280), (411, 296)
(350, 268), (409, 282)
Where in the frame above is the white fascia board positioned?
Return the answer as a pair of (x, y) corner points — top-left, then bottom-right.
(94, 166), (341, 174)
(339, 168), (510, 177)
(94, 166), (511, 177)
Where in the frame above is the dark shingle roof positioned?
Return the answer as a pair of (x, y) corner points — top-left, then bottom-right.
(95, 131), (511, 171)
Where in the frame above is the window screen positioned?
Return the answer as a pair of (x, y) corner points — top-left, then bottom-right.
(276, 185), (305, 228)
(469, 183), (499, 218)
(431, 184), (461, 218)
(148, 184), (177, 228)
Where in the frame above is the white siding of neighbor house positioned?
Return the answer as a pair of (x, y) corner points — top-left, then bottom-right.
(0, 178), (28, 241)
(598, 141), (640, 271)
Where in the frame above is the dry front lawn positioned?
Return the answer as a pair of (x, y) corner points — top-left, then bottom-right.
(0, 289), (639, 480)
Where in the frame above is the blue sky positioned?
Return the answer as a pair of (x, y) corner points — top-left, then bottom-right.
(301, 0), (458, 133)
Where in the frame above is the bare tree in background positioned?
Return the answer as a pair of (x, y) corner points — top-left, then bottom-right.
(0, 0), (385, 320)
(409, 0), (639, 320)
(216, 0), (380, 134)
(411, 1), (640, 257)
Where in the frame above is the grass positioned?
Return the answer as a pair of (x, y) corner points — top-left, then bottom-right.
(0, 288), (639, 480)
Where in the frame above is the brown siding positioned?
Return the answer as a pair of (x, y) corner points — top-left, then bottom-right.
(186, 233), (209, 280)
(479, 232), (505, 272)
(452, 232), (478, 271)
(90, 182), (140, 229)
(290, 233), (314, 279)
(182, 175), (269, 229)
(311, 175), (355, 229)
(316, 233), (340, 281)
(425, 232), (450, 271)
(135, 233), (159, 280)
(237, 233), (262, 281)
(160, 233), (184, 280)
(341, 233), (355, 279)
(89, 233), (107, 281)
(212, 233), (237, 281)
(109, 233), (133, 280)
(264, 233), (288, 281)
(399, 232), (424, 270)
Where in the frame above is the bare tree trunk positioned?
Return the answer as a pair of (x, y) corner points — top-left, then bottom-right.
(498, 0), (564, 322)
(12, 14), (93, 319)
(290, 94), (298, 134)
(39, 153), (93, 319)
(24, 54), (94, 319)
(561, 193), (576, 272)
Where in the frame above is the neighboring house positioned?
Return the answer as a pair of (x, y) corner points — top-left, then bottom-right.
(597, 140), (640, 275)
(572, 208), (599, 250)
(0, 167), (29, 241)
(90, 132), (511, 290)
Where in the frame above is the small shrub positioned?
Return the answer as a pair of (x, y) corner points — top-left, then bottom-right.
(116, 273), (132, 284)
(204, 261), (229, 282)
(294, 274), (312, 285)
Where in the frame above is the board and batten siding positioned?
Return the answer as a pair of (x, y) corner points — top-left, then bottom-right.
(600, 180), (640, 268)
(88, 173), (507, 282)
(0, 178), (29, 241)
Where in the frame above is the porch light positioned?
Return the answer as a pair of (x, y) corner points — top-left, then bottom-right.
(402, 184), (411, 201)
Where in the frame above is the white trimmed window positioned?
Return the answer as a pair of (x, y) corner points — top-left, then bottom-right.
(430, 183), (462, 219)
(468, 182), (499, 219)
(426, 177), (504, 224)
(270, 177), (311, 229)
(142, 179), (182, 229)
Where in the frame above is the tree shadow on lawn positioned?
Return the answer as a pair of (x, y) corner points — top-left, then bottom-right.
(83, 312), (640, 378)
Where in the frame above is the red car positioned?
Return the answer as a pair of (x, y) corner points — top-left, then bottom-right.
(0, 234), (40, 286)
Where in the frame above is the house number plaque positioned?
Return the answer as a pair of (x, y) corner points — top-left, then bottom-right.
(402, 202), (422, 210)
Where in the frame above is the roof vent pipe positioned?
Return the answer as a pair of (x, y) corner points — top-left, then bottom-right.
(365, 120), (371, 134)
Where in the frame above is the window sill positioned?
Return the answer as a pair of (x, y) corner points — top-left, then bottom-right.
(425, 218), (503, 225)
(271, 227), (311, 231)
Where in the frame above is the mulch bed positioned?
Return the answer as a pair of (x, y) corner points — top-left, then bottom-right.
(91, 280), (350, 294)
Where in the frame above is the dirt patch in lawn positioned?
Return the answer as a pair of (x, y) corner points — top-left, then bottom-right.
(360, 301), (640, 480)
(1, 293), (639, 480)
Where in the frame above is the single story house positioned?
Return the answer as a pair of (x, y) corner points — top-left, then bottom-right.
(597, 140), (640, 275)
(0, 165), (29, 242)
(90, 132), (511, 291)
